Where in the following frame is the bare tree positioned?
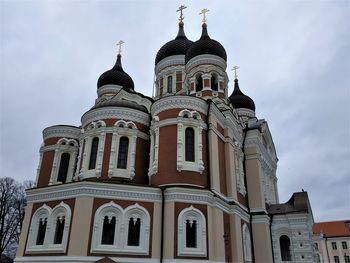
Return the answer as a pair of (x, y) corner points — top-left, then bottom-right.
(0, 177), (34, 258)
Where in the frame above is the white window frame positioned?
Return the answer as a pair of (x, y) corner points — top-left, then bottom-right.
(49, 138), (78, 185)
(79, 120), (106, 179)
(108, 120), (138, 179)
(234, 146), (246, 195)
(242, 223), (252, 262)
(148, 116), (159, 177)
(91, 202), (150, 255)
(177, 206), (207, 257)
(177, 109), (205, 173)
(26, 202), (71, 253)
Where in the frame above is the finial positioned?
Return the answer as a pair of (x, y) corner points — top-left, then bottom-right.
(232, 65), (240, 80)
(199, 8), (210, 24)
(177, 5), (187, 25)
(117, 40), (125, 56)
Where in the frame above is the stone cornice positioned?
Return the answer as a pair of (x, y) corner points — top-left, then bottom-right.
(151, 96), (208, 116)
(81, 107), (150, 127)
(186, 54), (227, 72)
(43, 125), (81, 141)
(155, 55), (185, 74)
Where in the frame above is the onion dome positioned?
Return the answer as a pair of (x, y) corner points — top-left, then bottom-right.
(185, 23), (227, 63)
(229, 78), (255, 111)
(155, 22), (193, 65)
(97, 54), (134, 90)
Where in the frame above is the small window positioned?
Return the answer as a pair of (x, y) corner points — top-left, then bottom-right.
(57, 153), (70, 183)
(185, 127), (195, 162)
(342, 241), (348, 249)
(332, 242), (337, 250)
(186, 219), (197, 248)
(280, 235), (292, 261)
(345, 255), (350, 263)
(117, 137), (129, 169)
(36, 218), (47, 245)
(211, 75), (218, 91)
(53, 216), (65, 244)
(334, 256), (340, 263)
(314, 242), (318, 249)
(195, 75), (203, 92)
(89, 137), (99, 170)
(127, 217), (141, 246)
(101, 216), (116, 245)
(167, 76), (173, 93)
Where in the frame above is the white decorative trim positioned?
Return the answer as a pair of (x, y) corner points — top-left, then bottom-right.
(148, 116), (159, 177)
(251, 214), (270, 224)
(236, 108), (256, 118)
(177, 206), (207, 257)
(151, 96), (208, 116)
(242, 223), (252, 262)
(26, 202), (71, 253)
(81, 107), (150, 127)
(91, 202), (150, 255)
(186, 55), (227, 73)
(97, 84), (123, 97)
(43, 126), (80, 141)
(155, 55), (185, 74)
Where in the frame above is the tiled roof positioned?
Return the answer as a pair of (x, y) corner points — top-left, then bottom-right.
(313, 220), (350, 237)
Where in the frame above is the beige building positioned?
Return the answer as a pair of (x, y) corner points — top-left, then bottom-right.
(313, 221), (350, 263)
(15, 8), (316, 263)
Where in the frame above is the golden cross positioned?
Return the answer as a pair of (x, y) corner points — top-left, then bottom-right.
(199, 8), (209, 24)
(177, 5), (187, 24)
(117, 40), (124, 55)
(232, 65), (240, 79)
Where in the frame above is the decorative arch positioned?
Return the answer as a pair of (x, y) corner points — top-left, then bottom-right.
(280, 234), (292, 261)
(242, 223), (252, 262)
(177, 206), (207, 256)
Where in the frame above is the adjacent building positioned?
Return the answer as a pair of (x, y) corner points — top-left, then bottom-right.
(15, 8), (317, 263)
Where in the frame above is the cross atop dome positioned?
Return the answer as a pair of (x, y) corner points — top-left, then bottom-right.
(199, 8), (209, 24)
(177, 5), (187, 25)
(117, 40), (124, 55)
(232, 65), (240, 80)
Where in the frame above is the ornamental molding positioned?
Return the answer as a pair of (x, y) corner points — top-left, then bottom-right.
(43, 126), (81, 141)
(236, 108), (256, 118)
(81, 107), (150, 127)
(151, 96), (208, 116)
(245, 136), (277, 170)
(155, 55), (185, 74)
(97, 84), (122, 97)
(186, 54), (227, 72)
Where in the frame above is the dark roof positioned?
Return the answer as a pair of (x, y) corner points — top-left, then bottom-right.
(155, 22), (193, 65)
(97, 54), (134, 90)
(228, 79), (255, 111)
(92, 98), (148, 113)
(268, 192), (310, 215)
(185, 23), (227, 63)
(313, 220), (350, 237)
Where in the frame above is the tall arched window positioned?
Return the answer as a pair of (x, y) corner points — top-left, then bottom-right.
(36, 217), (47, 245)
(280, 235), (292, 261)
(101, 216), (116, 245)
(196, 75), (203, 92)
(127, 217), (141, 246)
(53, 216), (65, 244)
(185, 127), (195, 162)
(243, 224), (252, 262)
(167, 76), (173, 93)
(211, 75), (218, 91)
(89, 137), (99, 170)
(186, 219), (197, 248)
(57, 153), (70, 183)
(117, 137), (129, 169)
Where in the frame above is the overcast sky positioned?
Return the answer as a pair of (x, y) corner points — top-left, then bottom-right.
(0, 0), (349, 222)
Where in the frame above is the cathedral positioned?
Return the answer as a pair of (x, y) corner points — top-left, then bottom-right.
(15, 7), (317, 263)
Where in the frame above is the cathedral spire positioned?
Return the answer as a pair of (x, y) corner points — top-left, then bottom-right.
(177, 5), (187, 26)
(199, 8), (209, 25)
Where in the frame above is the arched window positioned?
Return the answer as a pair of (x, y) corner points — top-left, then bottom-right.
(57, 153), (70, 183)
(127, 217), (141, 246)
(36, 217), (47, 245)
(53, 216), (65, 244)
(89, 137), (99, 170)
(186, 219), (197, 248)
(117, 137), (129, 169)
(243, 224), (252, 262)
(185, 127), (195, 162)
(280, 235), (292, 261)
(101, 216), (116, 245)
(211, 75), (218, 91)
(167, 76), (173, 93)
(196, 75), (203, 92)
(177, 206), (207, 256)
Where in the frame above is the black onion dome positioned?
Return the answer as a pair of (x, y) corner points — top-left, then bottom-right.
(229, 79), (256, 111)
(155, 23), (193, 65)
(97, 54), (134, 90)
(185, 23), (227, 63)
